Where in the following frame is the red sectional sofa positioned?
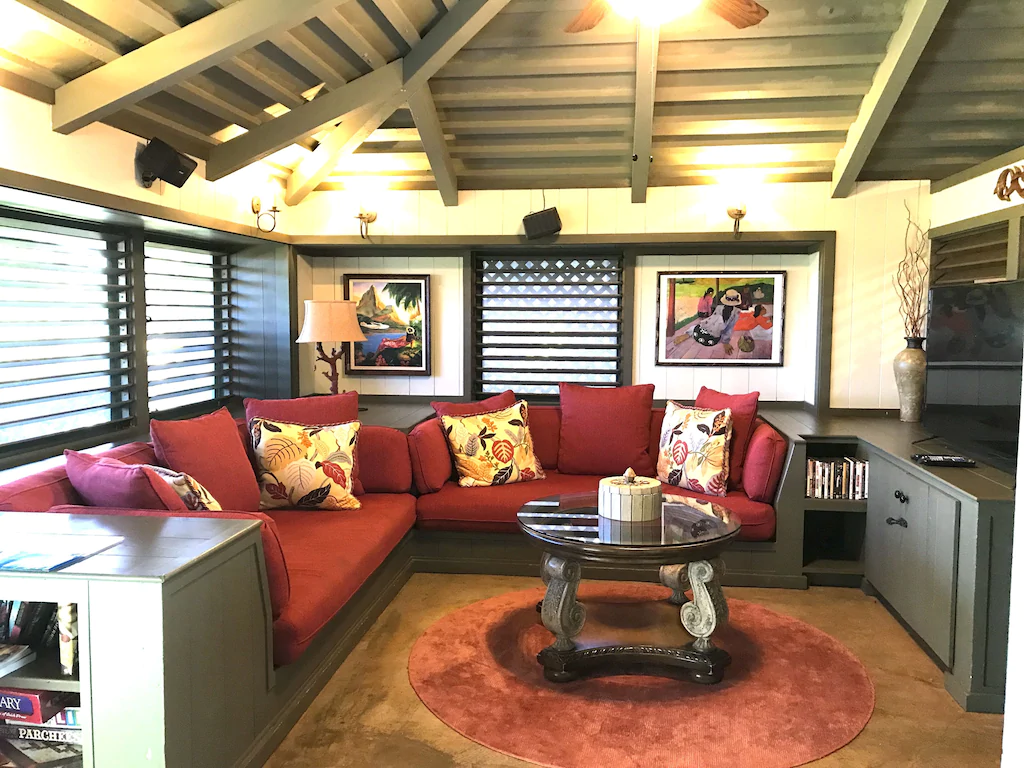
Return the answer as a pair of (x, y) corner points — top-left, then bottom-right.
(410, 406), (788, 542)
(0, 422), (417, 666)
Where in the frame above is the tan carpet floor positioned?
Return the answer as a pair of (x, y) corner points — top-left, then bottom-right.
(264, 574), (1004, 768)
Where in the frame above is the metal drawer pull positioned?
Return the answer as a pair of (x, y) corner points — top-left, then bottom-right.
(886, 516), (909, 528)
(894, 490), (909, 504)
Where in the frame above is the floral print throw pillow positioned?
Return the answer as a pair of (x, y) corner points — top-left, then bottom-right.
(148, 466), (222, 511)
(250, 417), (361, 510)
(657, 402), (733, 497)
(440, 401), (546, 488)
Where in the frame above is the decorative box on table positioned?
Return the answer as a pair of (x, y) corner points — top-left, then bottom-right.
(598, 468), (662, 522)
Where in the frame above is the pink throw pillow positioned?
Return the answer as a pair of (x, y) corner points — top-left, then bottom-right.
(150, 407), (260, 511)
(557, 383), (656, 476)
(694, 387), (760, 488)
(64, 451), (187, 511)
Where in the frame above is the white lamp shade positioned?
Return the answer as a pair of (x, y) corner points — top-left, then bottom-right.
(296, 300), (367, 343)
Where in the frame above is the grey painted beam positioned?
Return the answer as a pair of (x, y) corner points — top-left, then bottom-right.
(206, 61), (402, 180)
(13, 0), (119, 63)
(408, 85), (458, 206)
(932, 143), (1024, 194)
(373, 0), (421, 47)
(284, 102), (398, 205)
(631, 23), (658, 204)
(51, 0), (348, 134)
(830, 0), (950, 198)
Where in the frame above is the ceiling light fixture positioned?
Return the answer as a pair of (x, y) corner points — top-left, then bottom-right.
(606, 0), (703, 25)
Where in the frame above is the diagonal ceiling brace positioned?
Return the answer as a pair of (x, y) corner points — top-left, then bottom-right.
(408, 84), (458, 206)
(631, 22), (659, 204)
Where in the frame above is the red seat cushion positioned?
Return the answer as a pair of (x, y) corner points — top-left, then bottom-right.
(557, 383), (656, 476)
(150, 407), (260, 511)
(243, 394), (364, 495)
(694, 387), (760, 489)
(416, 473), (775, 541)
(269, 494), (416, 665)
(431, 390), (516, 418)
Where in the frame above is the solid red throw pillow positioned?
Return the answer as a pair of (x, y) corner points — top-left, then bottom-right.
(557, 383), (656, 476)
(694, 386), (760, 488)
(431, 390), (517, 418)
(150, 407), (261, 511)
(64, 451), (187, 511)
(243, 392), (358, 425)
(244, 393), (364, 496)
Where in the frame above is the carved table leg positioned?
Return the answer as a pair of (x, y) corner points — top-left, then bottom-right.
(659, 564), (690, 605)
(537, 555), (586, 682)
(678, 558), (730, 683)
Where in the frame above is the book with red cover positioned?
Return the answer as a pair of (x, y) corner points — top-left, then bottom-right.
(0, 690), (74, 725)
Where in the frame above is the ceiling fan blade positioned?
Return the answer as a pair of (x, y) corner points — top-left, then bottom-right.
(565, 0), (609, 33)
(706, 0), (769, 29)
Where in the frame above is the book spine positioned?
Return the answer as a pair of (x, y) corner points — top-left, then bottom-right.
(48, 706), (81, 728)
(0, 688), (73, 724)
(23, 603), (54, 647)
(806, 459), (813, 498)
(8, 601), (26, 643)
(0, 722), (83, 745)
(0, 601), (9, 644)
(42, 610), (60, 649)
(864, 461), (870, 499)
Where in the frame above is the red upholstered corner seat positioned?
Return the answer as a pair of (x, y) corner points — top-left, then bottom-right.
(268, 493), (416, 666)
(410, 405), (787, 542)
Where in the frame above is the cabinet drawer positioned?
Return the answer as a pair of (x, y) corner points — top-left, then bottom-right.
(865, 454), (960, 666)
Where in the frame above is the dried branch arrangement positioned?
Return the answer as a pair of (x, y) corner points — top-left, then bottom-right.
(894, 201), (930, 338)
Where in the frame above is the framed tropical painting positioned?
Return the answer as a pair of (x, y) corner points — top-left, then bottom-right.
(655, 271), (786, 366)
(342, 275), (431, 376)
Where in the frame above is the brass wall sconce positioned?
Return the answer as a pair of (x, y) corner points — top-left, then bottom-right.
(728, 205), (747, 237)
(252, 196), (279, 233)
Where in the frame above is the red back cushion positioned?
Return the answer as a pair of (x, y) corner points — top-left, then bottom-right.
(243, 395), (364, 496)
(64, 451), (187, 511)
(694, 387), (760, 488)
(743, 420), (788, 503)
(408, 420), (453, 494)
(150, 407), (260, 511)
(557, 383), (656, 476)
(431, 390), (516, 418)
(528, 406), (562, 470)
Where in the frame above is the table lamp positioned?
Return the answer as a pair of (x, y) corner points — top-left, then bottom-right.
(296, 300), (367, 395)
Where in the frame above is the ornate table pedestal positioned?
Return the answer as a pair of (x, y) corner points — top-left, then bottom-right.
(537, 553), (731, 684)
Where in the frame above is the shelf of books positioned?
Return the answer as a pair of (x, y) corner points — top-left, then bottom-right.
(0, 579), (88, 768)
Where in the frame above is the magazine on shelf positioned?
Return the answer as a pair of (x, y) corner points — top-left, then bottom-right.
(0, 535), (123, 573)
(0, 737), (82, 767)
(0, 647), (34, 680)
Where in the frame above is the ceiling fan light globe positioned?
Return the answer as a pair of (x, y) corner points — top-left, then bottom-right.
(607, 0), (702, 25)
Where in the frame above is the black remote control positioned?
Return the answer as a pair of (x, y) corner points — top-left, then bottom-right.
(911, 454), (977, 468)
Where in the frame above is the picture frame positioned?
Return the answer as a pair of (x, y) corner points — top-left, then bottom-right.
(342, 274), (431, 376)
(655, 270), (786, 367)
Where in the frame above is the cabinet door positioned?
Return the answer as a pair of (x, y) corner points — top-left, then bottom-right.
(865, 455), (902, 603)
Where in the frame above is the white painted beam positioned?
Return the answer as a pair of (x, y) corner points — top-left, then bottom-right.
(830, 0), (950, 198)
(408, 84), (458, 206)
(13, 0), (118, 62)
(209, 0), (512, 184)
(284, 101), (398, 205)
(51, 0), (348, 134)
(631, 23), (658, 204)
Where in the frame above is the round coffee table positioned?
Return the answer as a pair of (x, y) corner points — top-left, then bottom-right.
(517, 491), (741, 684)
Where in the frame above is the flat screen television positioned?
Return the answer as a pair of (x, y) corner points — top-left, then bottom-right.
(924, 280), (1024, 475)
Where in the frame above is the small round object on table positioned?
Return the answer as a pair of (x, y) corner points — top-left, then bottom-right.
(598, 467), (662, 522)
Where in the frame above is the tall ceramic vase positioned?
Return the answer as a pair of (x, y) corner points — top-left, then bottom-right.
(894, 337), (926, 423)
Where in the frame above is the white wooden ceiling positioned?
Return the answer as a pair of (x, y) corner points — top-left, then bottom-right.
(0, 0), (1019, 205)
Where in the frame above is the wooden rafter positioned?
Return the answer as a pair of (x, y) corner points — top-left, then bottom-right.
(631, 23), (659, 204)
(408, 84), (458, 206)
(373, 0), (421, 48)
(209, 0), (513, 186)
(830, 0), (950, 198)
(51, 0), (349, 134)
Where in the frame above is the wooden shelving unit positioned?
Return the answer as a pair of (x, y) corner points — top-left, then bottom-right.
(803, 558), (865, 577)
(0, 651), (79, 693)
(804, 498), (867, 514)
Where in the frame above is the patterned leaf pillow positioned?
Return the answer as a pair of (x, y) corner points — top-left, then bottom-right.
(250, 417), (361, 510)
(440, 401), (546, 488)
(148, 466), (222, 511)
(657, 402), (733, 497)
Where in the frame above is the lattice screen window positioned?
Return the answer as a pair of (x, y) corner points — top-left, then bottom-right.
(474, 255), (625, 397)
(144, 243), (233, 413)
(0, 215), (133, 450)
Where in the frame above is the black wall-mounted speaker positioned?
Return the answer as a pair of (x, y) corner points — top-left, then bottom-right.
(135, 138), (198, 189)
(523, 207), (562, 240)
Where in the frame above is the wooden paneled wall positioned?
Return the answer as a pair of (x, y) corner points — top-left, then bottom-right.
(294, 180), (929, 410)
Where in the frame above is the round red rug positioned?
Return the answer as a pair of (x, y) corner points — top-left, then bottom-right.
(408, 582), (874, 768)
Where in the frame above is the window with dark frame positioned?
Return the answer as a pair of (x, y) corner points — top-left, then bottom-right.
(144, 242), (233, 413)
(473, 253), (627, 398)
(0, 213), (134, 453)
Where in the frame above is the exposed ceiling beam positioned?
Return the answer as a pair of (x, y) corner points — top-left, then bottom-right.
(408, 85), (458, 206)
(208, 0), (513, 183)
(61, 0), (178, 42)
(830, 0), (950, 198)
(12, 0), (118, 62)
(284, 102), (397, 205)
(630, 23), (658, 204)
(932, 143), (1024, 194)
(373, 0), (421, 48)
(51, 0), (349, 134)
(206, 61), (402, 180)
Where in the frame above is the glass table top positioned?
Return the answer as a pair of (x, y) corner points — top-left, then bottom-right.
(517, 491), (740, 549)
